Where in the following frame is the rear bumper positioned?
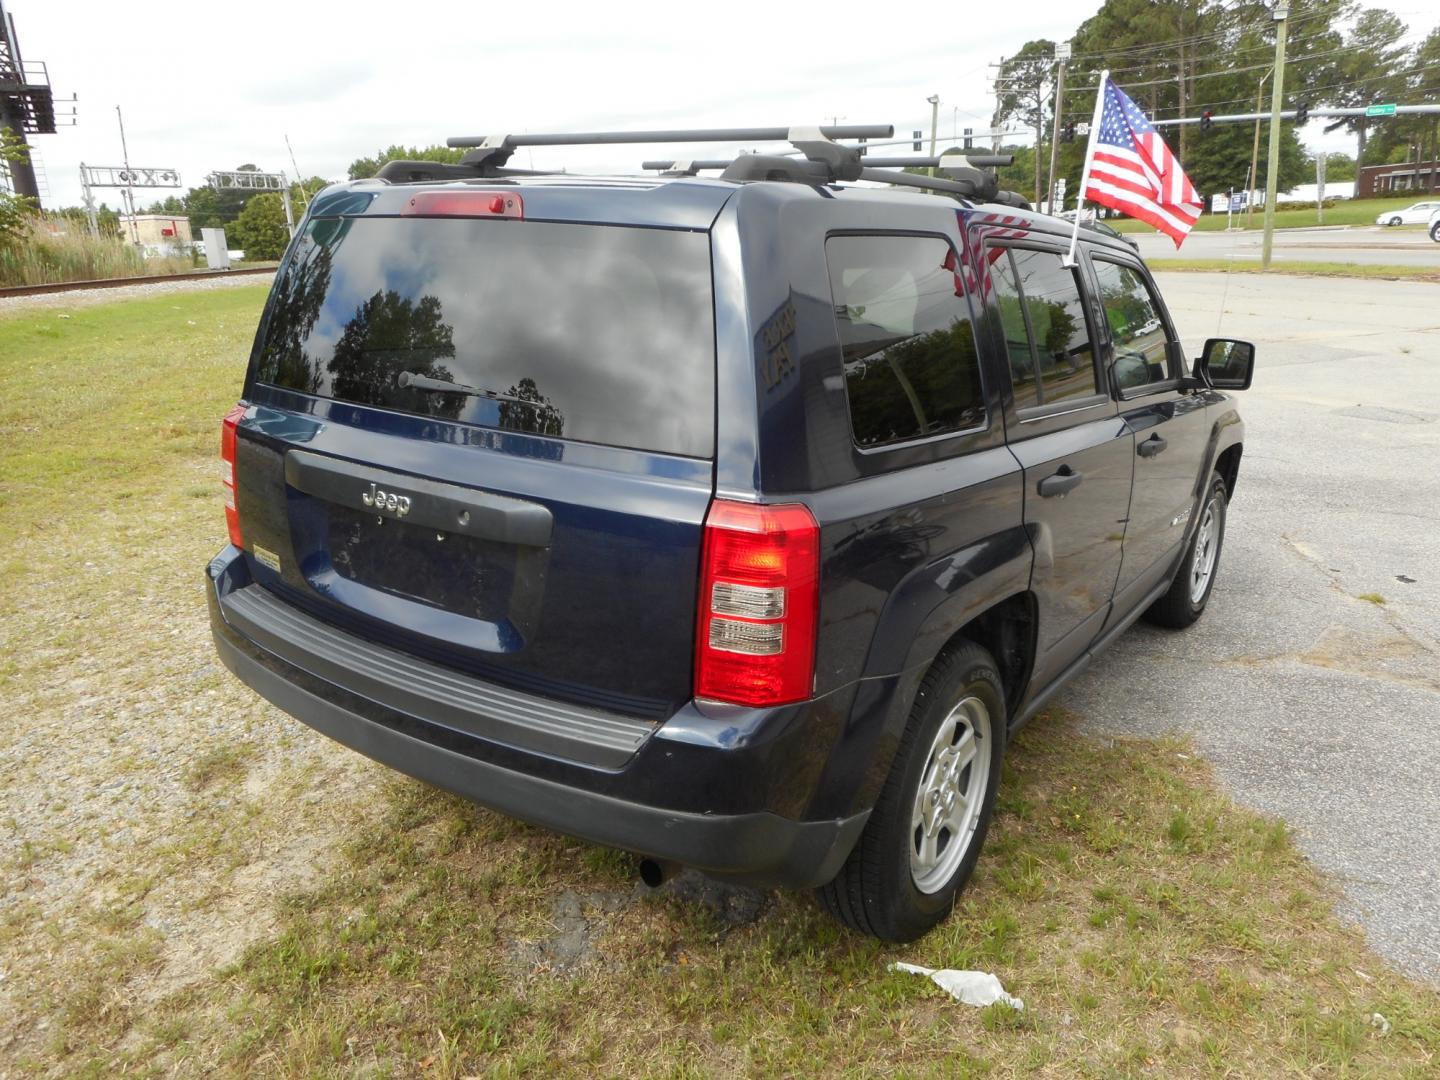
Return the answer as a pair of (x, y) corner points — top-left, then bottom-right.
(206, 546), (870, 888)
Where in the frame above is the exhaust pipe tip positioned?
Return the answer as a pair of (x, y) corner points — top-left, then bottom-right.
(638, 858), (679, 889)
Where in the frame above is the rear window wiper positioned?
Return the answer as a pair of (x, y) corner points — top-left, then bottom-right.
(398, 371), (558, 413)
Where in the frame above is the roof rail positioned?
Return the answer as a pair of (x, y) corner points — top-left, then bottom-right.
(862, 153), (1014, 171)
(858, 167), (990, 198)
(718, 156), (833, 183)
(373, 161), (552, 183)
(640, 153), (1031, 208)
(642, 153), (1014, 173)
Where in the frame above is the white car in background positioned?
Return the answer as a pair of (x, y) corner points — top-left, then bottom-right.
(1375, 200), (1440, 226)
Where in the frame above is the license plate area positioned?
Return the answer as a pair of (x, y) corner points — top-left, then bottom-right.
(327, 502), (517, 620)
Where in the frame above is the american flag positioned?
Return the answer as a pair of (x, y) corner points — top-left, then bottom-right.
(1083, 78), (1201, 247)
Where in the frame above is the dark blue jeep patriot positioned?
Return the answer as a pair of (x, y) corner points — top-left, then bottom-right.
(208, 151), (1250, 941)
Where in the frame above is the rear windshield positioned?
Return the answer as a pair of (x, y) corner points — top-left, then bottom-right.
(252, 215), (715, 458)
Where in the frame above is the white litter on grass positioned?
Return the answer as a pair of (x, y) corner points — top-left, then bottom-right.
(1370, 1012), (1391, 1036)
(889, 962), (1025, 1011)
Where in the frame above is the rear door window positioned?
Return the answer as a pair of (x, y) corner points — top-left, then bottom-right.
(989, 247), (1100, 410)
(825, 234), (985, 449)
(253, 216), (716, 458)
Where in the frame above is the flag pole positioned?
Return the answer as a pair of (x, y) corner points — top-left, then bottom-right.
(1065, 68), (1109, 267)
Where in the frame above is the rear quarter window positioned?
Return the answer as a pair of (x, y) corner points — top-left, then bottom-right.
(825, 234), (985, 449)
(253, 215), (716, 458)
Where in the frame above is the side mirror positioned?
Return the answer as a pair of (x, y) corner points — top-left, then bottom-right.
(1196, 337), (1255, 391)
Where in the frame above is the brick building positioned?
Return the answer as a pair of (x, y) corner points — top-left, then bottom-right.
(1356, 160), (1440, 198)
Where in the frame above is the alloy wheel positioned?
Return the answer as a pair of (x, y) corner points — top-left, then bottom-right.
(1189, 497), (1220, 604)
(910, 695), (992, 894)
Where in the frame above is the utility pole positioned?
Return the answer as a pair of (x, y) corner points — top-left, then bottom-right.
(989, 60), (1007, 153)
(285, 133), (311, 218)
(1046, 42), (1070, 213)
(926, 94), (940, 176)
(1261, 3), (1289, 268)
(116, 105), (140, 246)
(1246, 67), (1273, 228)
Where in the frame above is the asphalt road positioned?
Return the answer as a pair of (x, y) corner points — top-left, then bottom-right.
(1134, 225), (1440, 266)
(1062, 271), (1440, 982)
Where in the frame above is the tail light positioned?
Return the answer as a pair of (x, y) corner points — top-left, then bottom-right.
(695, 500), (820, 706)
(220, 404), (246, 548)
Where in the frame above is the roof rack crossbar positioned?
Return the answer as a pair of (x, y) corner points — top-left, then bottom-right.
(445, 125), (893, 149)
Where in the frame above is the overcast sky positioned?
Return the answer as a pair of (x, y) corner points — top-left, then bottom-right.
(15, 0), (1427, 209)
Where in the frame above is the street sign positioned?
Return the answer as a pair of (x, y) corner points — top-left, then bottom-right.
(1365, 103), (1397, 117)
(1076, 122), (1090, 136)
(912, 130), (923, 151)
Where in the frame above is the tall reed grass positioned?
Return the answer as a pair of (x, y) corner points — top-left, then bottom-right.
(0, 222), (194, 287)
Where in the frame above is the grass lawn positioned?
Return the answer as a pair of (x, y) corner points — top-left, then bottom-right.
(1147, 259), (1440, 284)
(1107, 196), (1435, 234)
(3, 288), (1440, 1077)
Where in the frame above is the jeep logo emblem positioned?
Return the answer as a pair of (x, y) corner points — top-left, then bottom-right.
(362, 482), (412, 517)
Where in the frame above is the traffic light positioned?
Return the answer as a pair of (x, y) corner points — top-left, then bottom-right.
(857, 136), (867, 158)
(913, 129), (923, 151)
(1200, 110), (1214, 132)
(1062, 121), (1077, 143)
(1296, 102), (1309, 124)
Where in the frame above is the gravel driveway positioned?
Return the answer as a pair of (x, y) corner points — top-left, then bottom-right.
(1066, 271), (1440, 981)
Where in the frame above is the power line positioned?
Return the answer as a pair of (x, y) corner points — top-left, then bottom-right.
(1061, 6), (1336, 64)
(1051, 48), (1437, 115)
(1179, 60), (1440, 112)
(1068, 30), (1342, 79)
(1077, 30), (1422, 87)
(1062, 30), (1425, 87)
(993, 31), (1407, 100)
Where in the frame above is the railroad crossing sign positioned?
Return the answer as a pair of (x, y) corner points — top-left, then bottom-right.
(207, 169), (295, 238)
(80, 164), (179, 187)
(78, 161), (181, 237)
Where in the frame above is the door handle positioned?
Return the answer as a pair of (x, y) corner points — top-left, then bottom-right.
(1037, 465), (1083, 498)
(1137, 434), (1168, 458)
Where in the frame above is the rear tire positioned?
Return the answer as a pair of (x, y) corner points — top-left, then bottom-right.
(1143, 474), (1227, 629)
(817, 641), (1005, 942)
(1430, 221), (1440, 244)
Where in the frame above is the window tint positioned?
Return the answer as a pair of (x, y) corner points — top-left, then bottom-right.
(1092, 259), (1172, 390)
(253, 217), (715, 458)
(989, 247), (1098, 409)
(825, 234), (984, 448)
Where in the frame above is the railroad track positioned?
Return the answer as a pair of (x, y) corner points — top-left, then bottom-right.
(0, 264), (277, 299)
